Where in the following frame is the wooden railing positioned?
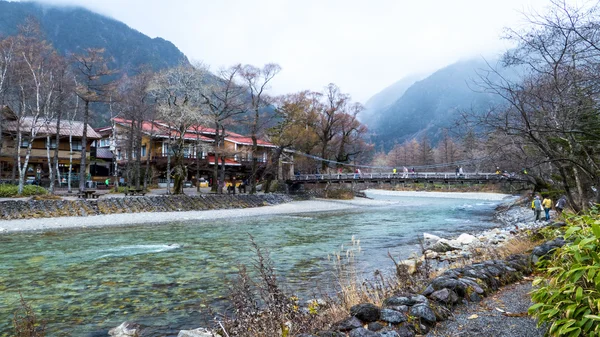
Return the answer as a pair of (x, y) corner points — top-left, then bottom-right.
(289, 172), (523, 181)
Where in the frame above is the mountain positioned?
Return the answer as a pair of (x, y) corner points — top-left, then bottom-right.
(366, 58), (513, 151)
(360, 73), (425, 127)
(0, 1), (189, 74)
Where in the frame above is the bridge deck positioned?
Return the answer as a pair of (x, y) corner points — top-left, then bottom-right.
(286, 172), (528, 184)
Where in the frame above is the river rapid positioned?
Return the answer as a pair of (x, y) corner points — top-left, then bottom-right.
(0, 190), (512, 336)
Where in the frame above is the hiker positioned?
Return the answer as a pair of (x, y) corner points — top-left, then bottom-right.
(402, 166), (408, 178)
(542, 195), (553, 221)
(555, 195), (567, 215)
(533, 196), (543, 221)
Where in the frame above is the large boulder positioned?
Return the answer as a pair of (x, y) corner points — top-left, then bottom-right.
(409, 304), (436, 325)
(428, 240), (461, 253)
(423, 233), (442, 246)
(350, 303), (381, 322)
(334, 316), (363, 331)
(454, 233), (477, 245)
(177, 328), (221, 337)
(380, 308), (407, 324)
(348, 327), (379, 337)
(109, 322), (140, 337)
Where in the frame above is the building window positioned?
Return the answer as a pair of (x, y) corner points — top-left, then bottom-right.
(72, 141), (82, 151)
(99, 139), (110, 147)
(20, 138), (29, 148)
(141, 145), (147, 157)
(47, 138), (57, 149)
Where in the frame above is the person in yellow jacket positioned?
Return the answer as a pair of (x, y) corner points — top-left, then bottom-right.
(542, 196), (553, 221)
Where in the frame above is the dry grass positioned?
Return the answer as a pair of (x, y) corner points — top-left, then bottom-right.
(433, 235), (542, 276)
(13, 293), (45, 337)
(31, 194), (61, 201)
(219, 232), (541, 336)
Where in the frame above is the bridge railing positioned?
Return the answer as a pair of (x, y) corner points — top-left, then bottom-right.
(289, 172), (501, 181)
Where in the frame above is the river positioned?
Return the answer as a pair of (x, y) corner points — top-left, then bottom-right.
(0, 191), (510, 336)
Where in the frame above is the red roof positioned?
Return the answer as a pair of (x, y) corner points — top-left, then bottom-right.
(111, 118), (274, 147)
(113, 118), (214, 142)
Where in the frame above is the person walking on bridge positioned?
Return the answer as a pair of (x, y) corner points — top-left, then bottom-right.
(402, 166), (408, 178)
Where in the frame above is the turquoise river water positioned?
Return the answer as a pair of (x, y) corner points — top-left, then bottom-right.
(0, 192), (509, 336)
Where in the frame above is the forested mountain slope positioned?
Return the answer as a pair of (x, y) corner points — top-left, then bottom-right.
(366, 59), (512, 151)
(0, 1), (189, 74)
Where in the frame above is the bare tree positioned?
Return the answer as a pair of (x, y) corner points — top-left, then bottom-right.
(149, 64), (208, 194)
(199, 64), (246, 194)
(46, 57), (72, 193)
(238, 63), (281, 194)
(315, 83), (349, 173)
(115, 68), (155, 189)
(6, 20), (61, 193)
(72, 48), (115, 192)
(474, 0), (600, 210)
(0, 35), (14, 167)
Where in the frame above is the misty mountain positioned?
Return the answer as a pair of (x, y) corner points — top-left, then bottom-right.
(366, 58), (514, 151)
(360, 73), (425, 127)
(0, 1), (189, 74)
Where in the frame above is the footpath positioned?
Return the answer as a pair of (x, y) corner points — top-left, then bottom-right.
(427, 279), (545, 336)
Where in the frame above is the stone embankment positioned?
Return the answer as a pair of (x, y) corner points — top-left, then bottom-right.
(0, 194), (292, 220)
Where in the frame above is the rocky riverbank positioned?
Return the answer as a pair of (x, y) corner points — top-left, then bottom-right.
(289, 203), (557, 337)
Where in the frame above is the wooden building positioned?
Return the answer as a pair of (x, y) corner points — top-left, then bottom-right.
(0, 106), (101, 184)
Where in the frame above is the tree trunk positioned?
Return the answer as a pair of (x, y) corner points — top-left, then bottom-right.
(46, 134), (52, 192)
(264, 147), (283, 193)
(219, 156), (225, 194)
(135, 119), (142, 189)
(212, 123), (220, 193)
(195, 135), (201, 193)
(144, 137), (152, 190)
(250, 135), (258, 194)
(68, 123), (73, 193)
(53, 110), (62, 191)
(79, 100), (89, 192)
(166, 140), (171, 195)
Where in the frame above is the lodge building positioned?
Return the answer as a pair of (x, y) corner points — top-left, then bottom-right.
(0, 106), (294, 187)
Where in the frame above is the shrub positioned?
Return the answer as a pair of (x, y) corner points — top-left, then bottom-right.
(0, 184), (18, 197)
(21, 185), (48, 197)
(13, 293), (46, 337)
(219, 235), (301, 337)
(109, 186), (129, 194)
(324, 187), (354, 200)
(0, 184), (47, 197)
(529, 207), (600, 336)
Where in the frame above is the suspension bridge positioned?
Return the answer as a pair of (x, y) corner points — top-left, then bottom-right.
(285, 171), (531, 191)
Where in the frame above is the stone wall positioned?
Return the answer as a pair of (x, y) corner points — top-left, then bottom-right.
(0, 194), (293, 220)
(299, 254), (532, 337)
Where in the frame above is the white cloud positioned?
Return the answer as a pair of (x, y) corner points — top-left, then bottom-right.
(27, 0), (549, 102)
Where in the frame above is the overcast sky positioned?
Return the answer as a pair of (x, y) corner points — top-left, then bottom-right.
(28, 0), (548, 103)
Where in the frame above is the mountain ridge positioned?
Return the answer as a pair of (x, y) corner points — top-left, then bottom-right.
(0, 1), (189, 73)
(365, 58), (511, 151)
